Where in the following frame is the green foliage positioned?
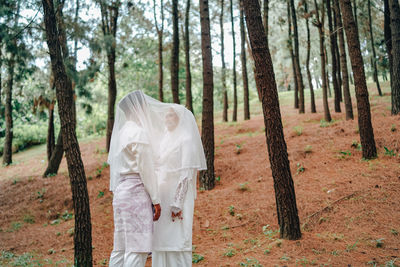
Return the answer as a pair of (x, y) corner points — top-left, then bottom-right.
(383, 146), (396, 157)
(239, 257), (263, 267)
(192, 253), (204, 263)
(345, 240), (358, 252)
(36, 188), (45, 203)
(320, 119), (336, 128)
(293, 125), (303, 136)
(223, 248), (236, 257)
(391, 229), (398, 236)
(97, 191), (105, 198)
(304, 145), (312, 153)
(23, 214), (35, 224)
(391, 124), (396, 132)
(61, 210), (73, 221)
(228, 205), (235, 216)
(238, 182), (249, 191)
(296, 163), (305, 174)
(235, 144), (242, 154)
(262, 224), (279, 239)
(351, 140), (362, 151)
(375, 238), (385, 248)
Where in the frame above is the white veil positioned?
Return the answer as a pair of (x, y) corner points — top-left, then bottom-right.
(108, 90), (206, 192)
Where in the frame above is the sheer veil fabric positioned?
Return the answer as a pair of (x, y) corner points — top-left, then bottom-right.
(107, 90), (207, 192)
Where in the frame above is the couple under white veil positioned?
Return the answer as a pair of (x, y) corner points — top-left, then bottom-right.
(107, 90), (207, 267)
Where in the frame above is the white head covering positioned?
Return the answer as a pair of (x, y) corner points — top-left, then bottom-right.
(107, 90), (206, 192)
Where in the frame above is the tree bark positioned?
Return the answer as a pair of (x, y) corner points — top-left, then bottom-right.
(304, 0), (316, 113)
(333, 6), (343, 102)
(184, 0), (193, 113)
(339, 0), (377, 159)
(3, 57), (15, 165)
(47, 101), (56, 161)
(287, 0), (299, 108)
(384, 0), (393, 111)
(42, 0), (92, 265)
(100, 1), (120, 152)
(231, 0), (238, 121)
(240, 0), (250, 120)
(243, 0), (301, 240)
(367, 0), (382, 96)
(389, 0), (400, 115)
(220, 0), (229, 122)
(263, 0), (269, 45)
(199, 0), (215, 190)
(314, 0), (332, 122)
(334, 0), (354, 120)
(290, 0), (305, 113)
(327, 0), (341, 112)
(171, 0), (180, 104)
(153, 0), (165, 102)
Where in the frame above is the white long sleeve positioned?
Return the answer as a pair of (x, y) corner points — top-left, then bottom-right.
(170, 169), (195, 213)
(125, 143), (160, 204)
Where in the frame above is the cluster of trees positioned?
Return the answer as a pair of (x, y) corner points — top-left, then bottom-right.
(1, 0), (400, 265)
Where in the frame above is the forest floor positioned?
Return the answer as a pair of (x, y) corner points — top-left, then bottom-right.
(1, 84), (400, 266)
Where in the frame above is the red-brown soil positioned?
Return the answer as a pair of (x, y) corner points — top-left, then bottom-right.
(1, 91), (399, 266)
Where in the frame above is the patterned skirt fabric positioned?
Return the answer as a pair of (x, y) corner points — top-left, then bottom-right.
(112, 175), (153, 253)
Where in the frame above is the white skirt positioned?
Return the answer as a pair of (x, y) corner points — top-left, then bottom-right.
(112, 175), (153, 253)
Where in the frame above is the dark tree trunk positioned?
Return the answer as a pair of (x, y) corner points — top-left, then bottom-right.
(231, 0), (238, 121)
(3, 58), (15, 165)
(42, 0), (92, 265)
(220, 0), (229, 122)
(339, 0), (377, 159)
(240, 0), (250, 120)
(73, 0), (79, 69)
(171, 0), (180, 104)
(304, 0), (316, 113)
(290, 0), (305, 113)
(384, 0), (393, 100)
(100, 1), (120, 152)
(243, 0), (301, 240)
(199, 0), (215, 190)
(325, 45), (332, 98)
(327, 0), (341, 112)
(334, 0), (354, 120)
(352, 0), (358, 32)
(47, 101), (56, 161)
(314, 0), (332, 122)
(263, 0), (269, 45)
(367, 0), (382, 96)
(43, 129), (64, 177)
(153, 0), (165, 102)
(389, 0), (400, 115)
(287, 0), (299, 108)
(333, 7), (343, 102)
(184, 0), (193, 113)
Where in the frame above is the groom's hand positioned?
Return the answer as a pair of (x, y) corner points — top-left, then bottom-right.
(153, 204), (161, 221)
(171, 210), (183, 221)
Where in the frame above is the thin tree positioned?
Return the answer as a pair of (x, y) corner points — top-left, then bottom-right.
(240, 0), (250, 120)
(389, 0), (400, 115)
(367, 0), (382, 96)
(313, 0), (332, 122)
(100, 0), (120, 152)
(3, 0), (20, 166)
(327, 0), (341, 112)
(290, 0), (305, 113)
(171, 0), (180, 104)
(184, 0), (193, 113)
(339, 0), (377, 159)
(383, 0), (393, 105)
(230, 0), (238, 121)
(334, 0), (354, 120)
(220, 0), (229, 122)
(287, 0), (299, 108)
(243, 0), (301, 240)
(153, 0), (165, 102)
(42, 0), (92, 265)
(333, 4), (343, 102)
(303, 0), (316, 113)
(199, 0), (215, 190)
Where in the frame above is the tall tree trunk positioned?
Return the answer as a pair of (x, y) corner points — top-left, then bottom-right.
(339, 0), (377, 159)
(243, 0), (301, 240)
(184, 0), (193, 113)
(314, 0), (332, 122)
(333, 6), (343, 102)
(100, 1), (120, 152)
(290, 0), (305, 113)
(171, 0), (180, 104)
(43, 130), (64, 177)
(73, 0), (79, 69)
(240, 0), (250, 120)
(47, 101), (56, 161)
(231, 0), (238, 121)
(304, 0), (316, 113)
(367, 0), (382, 96)
(334, 0), (354, 120)
(199, 0), (215, 190)
(3, 58), (15, 165)
(220, 0), (229, 122)
(263, 0), (269, 44)
(384, 0), (393, 110)
(327, 0), (341, 112)
(153, 0), (164, 102)
(389, 0), (400, 115)
(42, 0), (92, 265)
(325, 46), (332, 98)
(287, 0), (299, 108)
(352, 0), (358, 32)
